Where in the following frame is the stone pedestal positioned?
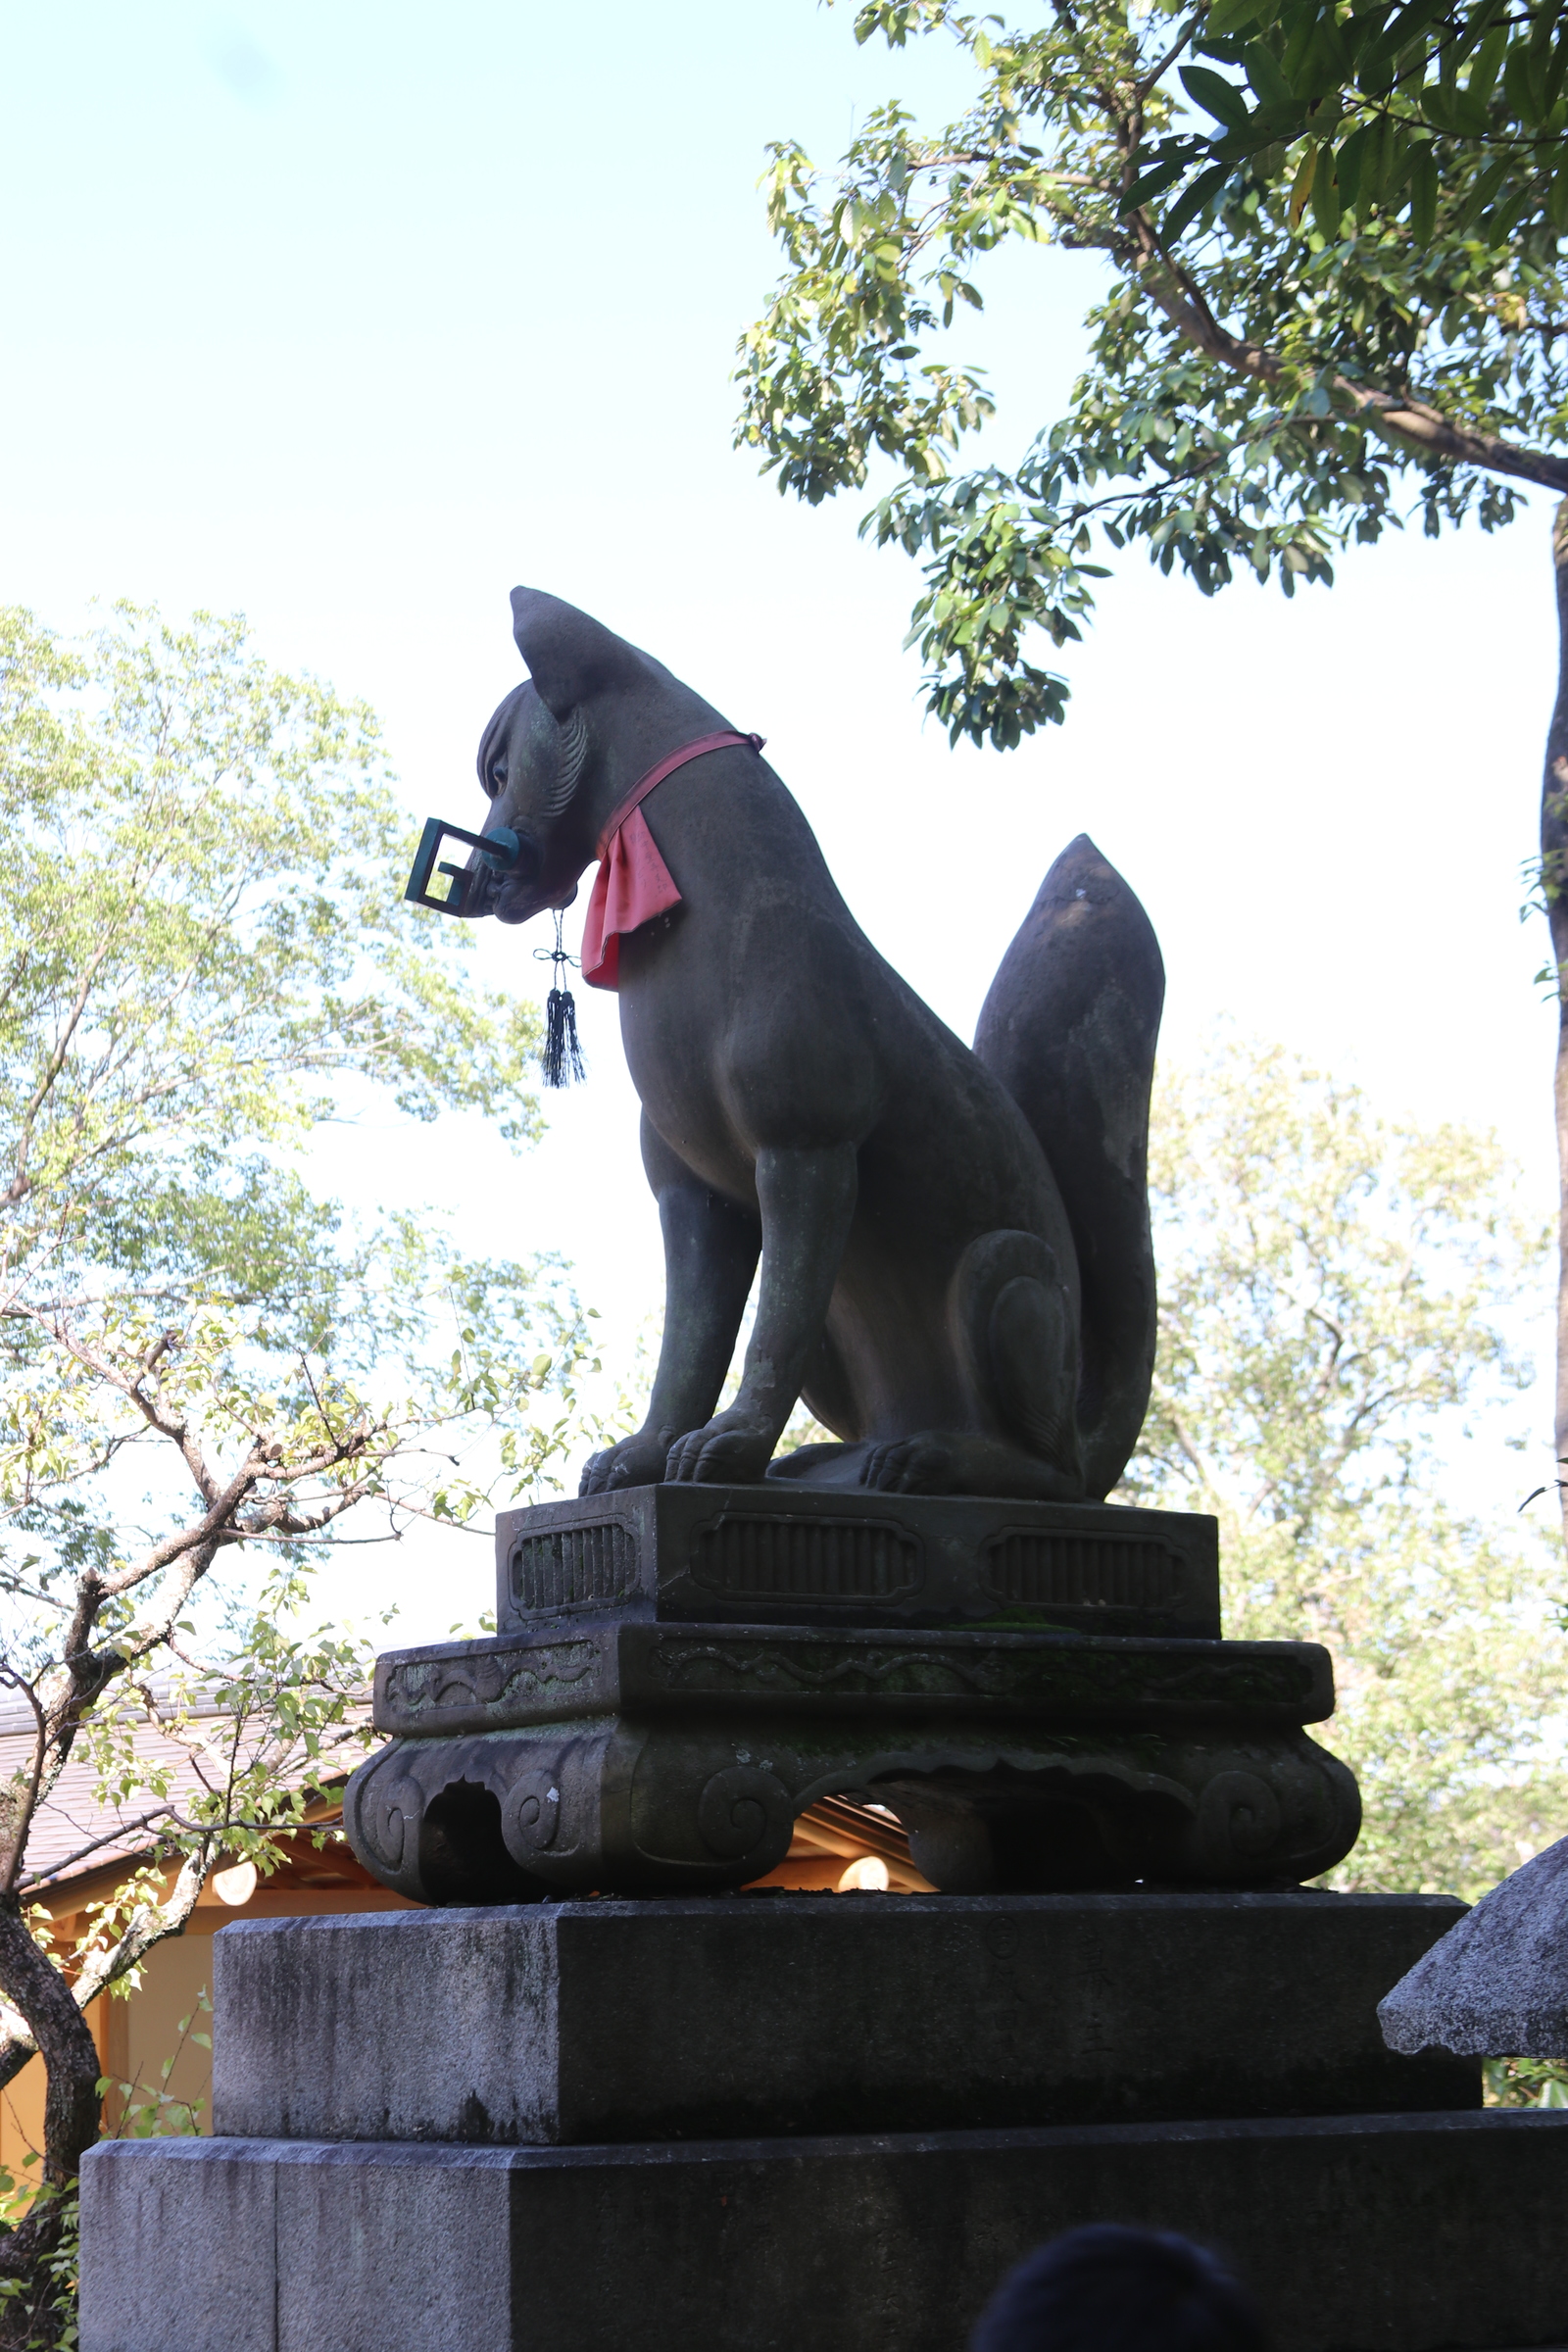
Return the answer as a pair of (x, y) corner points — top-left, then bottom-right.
(79, 1891), (1568, 2351)
(79, 1494), (1568, 2349)
(339, 1488), (1360, 1899)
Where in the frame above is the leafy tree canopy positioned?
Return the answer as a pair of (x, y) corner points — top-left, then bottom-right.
(738, 0), (1568, 744)
(0, 605), (613, 2293)
(1141, 0), (1568, 234)
(1124, 1034), (1562, 1897)
(0, 602), (541, 1287)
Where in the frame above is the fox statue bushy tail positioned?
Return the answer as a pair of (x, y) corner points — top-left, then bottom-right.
(974, 834), (1164, 1501)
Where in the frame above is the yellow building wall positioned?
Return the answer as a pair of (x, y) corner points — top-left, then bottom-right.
(115, 1929), (215, 2132)
(0, 1937), (210, 2173)
(0, 1879), (413, 2177)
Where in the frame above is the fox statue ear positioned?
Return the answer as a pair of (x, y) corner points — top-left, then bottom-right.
(510, 588), (640, 720)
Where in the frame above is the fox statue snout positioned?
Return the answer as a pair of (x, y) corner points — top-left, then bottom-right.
(406, 678), (581, 923)
(415, 586), (1164, 1504)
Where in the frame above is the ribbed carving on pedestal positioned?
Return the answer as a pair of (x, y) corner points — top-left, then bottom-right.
(691, 1513), (922, 1604)
(981, 1529), (1185, 1614)
(511, 1522), (636, 1614)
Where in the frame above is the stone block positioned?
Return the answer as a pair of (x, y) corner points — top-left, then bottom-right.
(80, 2136), (514, 2352)
(212, 1890), (1475, 2146)
(79, 2108), (1568, 2352)
(76, 2134), (279, 2352)
(493, 1485), (1222, 1642)
(1380, 1833), (1568, 2057)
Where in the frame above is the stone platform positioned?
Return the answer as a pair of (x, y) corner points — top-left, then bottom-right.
(78, 1891), (1568, 2351)
(208, 1893), (1476, 2140)
(80, 2111), (1568, 2352)
(342, 1487), (1361, 1900)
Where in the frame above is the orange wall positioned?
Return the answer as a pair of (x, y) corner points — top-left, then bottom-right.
(0, 1879), (413, 2177)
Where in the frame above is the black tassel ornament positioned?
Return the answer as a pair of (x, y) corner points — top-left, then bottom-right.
(538, 911), (586, 1088)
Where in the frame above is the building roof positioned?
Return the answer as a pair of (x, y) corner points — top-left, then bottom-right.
(0, 1689), (927, 1900)
(0, 1684), (372, 1894)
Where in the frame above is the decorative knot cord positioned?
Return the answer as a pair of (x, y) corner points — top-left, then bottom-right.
(539, 729), (763, 1085)
(537, 910), (586, 1089)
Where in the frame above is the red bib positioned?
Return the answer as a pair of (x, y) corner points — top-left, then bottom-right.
(579, 730), (764, 989)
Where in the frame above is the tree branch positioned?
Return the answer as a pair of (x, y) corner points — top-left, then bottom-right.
(1125, 206), (1568, 493)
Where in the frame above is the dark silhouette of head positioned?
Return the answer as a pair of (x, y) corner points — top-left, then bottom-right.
(970, 2226), (1266, 2352)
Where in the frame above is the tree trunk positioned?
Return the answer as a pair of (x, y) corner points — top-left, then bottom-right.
(0, 1892), (101, 2335)
(1543, 496), (1568, 1560)
(0, 1901), (99, 2192)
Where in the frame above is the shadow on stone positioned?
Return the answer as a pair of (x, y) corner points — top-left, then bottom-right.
(418, 1780), (547, 1907)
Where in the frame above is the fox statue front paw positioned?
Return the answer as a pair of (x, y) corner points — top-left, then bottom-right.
(579, 1428), (677, 1495)
(664, 1410), (776, 1486)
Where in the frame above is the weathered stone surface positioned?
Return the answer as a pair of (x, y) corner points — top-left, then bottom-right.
(80, 2136), (515, 2352)
(1380, 1833), (1568, 2057)
(78, 2133), (280, 2352)
(80, 2108), (1568, 2352)
(212, 1892), (1476, 2147)
(493, 1486), (1221, 1642)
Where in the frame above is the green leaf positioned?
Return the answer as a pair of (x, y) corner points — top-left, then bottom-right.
(1162, 160), (1233, 239)
(1342, 2), (1399, 69)
(1548, 23), (1568, 110)
(1449, 83), (1493, 135)
(1242, 39), (1295, 108)
(1120, 156), (1191, 213)
(1454, 152), (1510, 231)
(1418, 80), (1460, 131)
(1408, 144), (1439, 242)
(1467, 19), (1509, 105)
(1335, 122), (1370, 211)
(1310, 151), (1342, 237)
(1547, 157), (1568, 232)
(1499, 46), (1534, 114)
(1206, 0), (1273, 35)
(1298, 13), (1351, 97)
(1180, 64), (1251, 129)
(1359, 0), (1454, 81)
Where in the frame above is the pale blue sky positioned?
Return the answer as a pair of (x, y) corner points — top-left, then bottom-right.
(1, 3), (1557, 1636)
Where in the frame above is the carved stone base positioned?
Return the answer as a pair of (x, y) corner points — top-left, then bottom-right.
(492, 1483), (1222, 1641)
(343, 1655), (1360, 1901)
(344, 1490), (1362, 1900)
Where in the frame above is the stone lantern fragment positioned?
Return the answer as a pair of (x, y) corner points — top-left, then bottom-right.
(1380, 1836), (1568, 2058)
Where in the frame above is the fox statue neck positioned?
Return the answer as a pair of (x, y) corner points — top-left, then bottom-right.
(572, 697), (732, 859)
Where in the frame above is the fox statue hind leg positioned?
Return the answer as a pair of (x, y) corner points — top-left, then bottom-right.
(972, 833), (1164, 1500)
(856, 1228), (1087, 1499)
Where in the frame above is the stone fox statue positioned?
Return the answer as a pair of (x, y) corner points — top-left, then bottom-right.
(461, 588), (1164, 1503)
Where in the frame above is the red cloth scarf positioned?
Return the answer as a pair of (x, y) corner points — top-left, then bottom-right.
(579, 729), (764, 990)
